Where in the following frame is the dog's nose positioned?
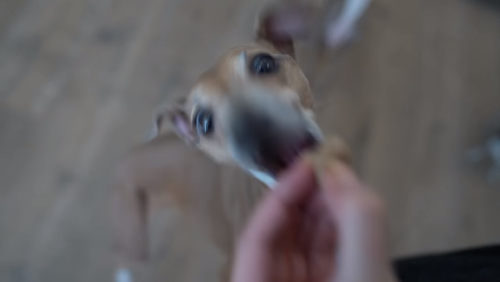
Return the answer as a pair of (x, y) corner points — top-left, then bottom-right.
(231, 109), (282, 157)
(228, 103), (308, 170)
(224, 94), (315, 173)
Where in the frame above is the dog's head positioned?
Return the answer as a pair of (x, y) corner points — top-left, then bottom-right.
(153, 9), (323, 187)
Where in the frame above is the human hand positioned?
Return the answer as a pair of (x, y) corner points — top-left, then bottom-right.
(231, 160), (398, 282)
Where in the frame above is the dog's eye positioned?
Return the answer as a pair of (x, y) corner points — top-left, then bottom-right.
(251, 53), (278, 75)
(194, 109), (214, 136)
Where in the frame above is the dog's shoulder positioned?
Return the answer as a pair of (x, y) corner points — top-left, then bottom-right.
(113, 133), (210, 186)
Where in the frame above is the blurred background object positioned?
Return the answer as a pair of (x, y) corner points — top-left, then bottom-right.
(466, 119), (500, 183)
(0, 0), (500, 281)
(471, 0), (500, 11)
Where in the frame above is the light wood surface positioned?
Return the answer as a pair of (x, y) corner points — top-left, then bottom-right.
(1, 0), (500, 281)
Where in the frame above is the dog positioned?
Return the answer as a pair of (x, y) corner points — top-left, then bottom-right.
(112, 0), (370, 281)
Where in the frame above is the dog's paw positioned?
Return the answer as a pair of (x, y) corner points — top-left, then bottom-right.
(115, 268), (133, 282)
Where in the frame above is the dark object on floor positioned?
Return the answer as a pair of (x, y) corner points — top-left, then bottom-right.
(396, 245), (500, 282)
(471, 0), (500, 11)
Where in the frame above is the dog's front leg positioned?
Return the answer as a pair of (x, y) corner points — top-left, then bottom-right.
(112, 178), (149, 282)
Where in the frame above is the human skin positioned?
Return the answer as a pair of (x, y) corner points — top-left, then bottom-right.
(232, 160), (398, 282)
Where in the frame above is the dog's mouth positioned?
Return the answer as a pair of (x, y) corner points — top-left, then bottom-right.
(226, 96), (321, 179)
(255, 132), (319, 176)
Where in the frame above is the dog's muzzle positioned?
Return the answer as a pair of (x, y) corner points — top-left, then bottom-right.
(225, 94), (320, 176)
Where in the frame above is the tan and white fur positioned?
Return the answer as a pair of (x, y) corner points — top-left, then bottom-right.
(112, 0), (370, 281)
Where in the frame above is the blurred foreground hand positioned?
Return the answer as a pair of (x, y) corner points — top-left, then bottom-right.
(232, 161), (398, 282)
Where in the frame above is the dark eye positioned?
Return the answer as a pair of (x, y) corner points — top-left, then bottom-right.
(194, 109), (214, 136)
(250, 53), (278, 74)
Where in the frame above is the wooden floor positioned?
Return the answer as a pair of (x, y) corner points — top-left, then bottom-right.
(1, 0), (500, 281)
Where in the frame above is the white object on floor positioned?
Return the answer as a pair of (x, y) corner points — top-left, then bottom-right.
(115, 268), (133, 282)
(326, 0), (372, 47)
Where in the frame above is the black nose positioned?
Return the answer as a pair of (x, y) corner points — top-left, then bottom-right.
(232, 111), (278, 149)
(231, 110), (284, 163)
(227, 95), (315, 174)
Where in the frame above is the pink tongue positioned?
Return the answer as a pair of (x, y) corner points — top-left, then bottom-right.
(281, 137), (316, 166)
(282, 149), (298, 165)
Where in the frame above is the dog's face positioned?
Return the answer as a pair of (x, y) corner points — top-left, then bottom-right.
(153, 8), (324, 187)
(156, 44), (322, 187)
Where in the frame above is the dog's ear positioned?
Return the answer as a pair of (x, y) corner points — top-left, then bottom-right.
(255, 2), (313, 58)
(150, 97), (197, 144)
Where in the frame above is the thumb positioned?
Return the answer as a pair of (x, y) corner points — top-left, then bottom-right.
(242, 160), (316, 246)
(232, 161), (316, 282)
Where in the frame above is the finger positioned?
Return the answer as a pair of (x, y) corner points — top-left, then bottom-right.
(322, 162), (360, 191)
(317, 164), (396, 282)
(317, 162), (364, 210)
(242, 160), (316, 247)
(275, 160), (317, 209)
(301, 193), (336, 281)
(232, 161), (316, 282)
